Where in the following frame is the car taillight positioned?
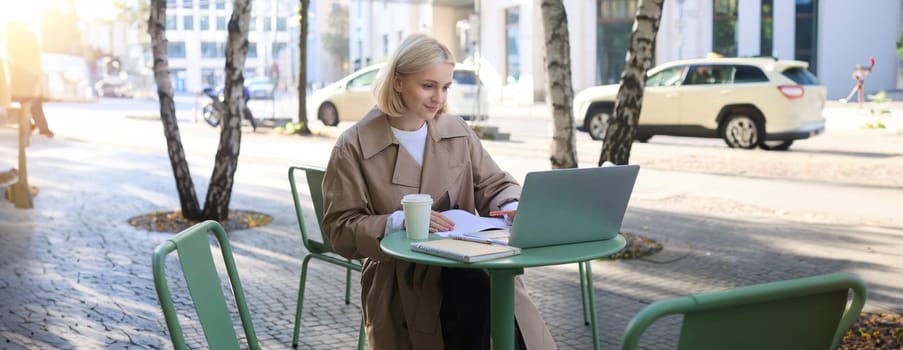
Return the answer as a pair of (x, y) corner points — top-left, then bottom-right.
(778, 85), (805, 99)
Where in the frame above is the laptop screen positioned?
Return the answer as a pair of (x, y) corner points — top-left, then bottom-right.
(507, 165), (639, 249)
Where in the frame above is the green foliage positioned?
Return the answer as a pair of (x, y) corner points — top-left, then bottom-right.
(865, 91), (892, 129)
(278, 121), (306, 135)
(897, 30), (903, 59)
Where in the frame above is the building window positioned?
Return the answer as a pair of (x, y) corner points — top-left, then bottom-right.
(215, 0), (225, 10)
(712, 0), (738, 57)
(201, 42), (225, 58)
(216, 16), (226, 31)
(170, 69), (187, 92)
(201, 68), (219, 87)
(795, 0), (818, 73)
(248, 42), (257, 58)
(165, 15), (177, 30)
(182, 0), (193, 9)
(250, 17), (257, 31)
(198, 0), (209, 9)
(382, 34), (389, 57)
(276, 17), (287, 31)
(183, 15), (194, 30)
(596, 0), (636, 85)
(272, 42), (287, 59)
(505, 6), (520, 84)
(760, 0), (773, 56)
(168, 42), (186, 58)
(166, 0), (176, 8)
(263, 17), (272, 31)
(200, 16), (210, 30)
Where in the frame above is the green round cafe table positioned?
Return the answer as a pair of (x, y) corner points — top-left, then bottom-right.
(380, 231), (627, 350)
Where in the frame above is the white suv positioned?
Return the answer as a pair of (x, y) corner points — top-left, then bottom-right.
(573, 57), (826, 150)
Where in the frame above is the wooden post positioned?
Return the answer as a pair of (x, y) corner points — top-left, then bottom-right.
(9, 101), (33, 209)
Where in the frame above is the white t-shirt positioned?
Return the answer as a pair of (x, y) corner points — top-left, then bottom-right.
(390, 123), (428, 166)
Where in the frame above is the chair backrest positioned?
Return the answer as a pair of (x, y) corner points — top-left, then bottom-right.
(288, 165), (333, 255)
(152, 220), (259, 350)
(620, 272), (867, 350)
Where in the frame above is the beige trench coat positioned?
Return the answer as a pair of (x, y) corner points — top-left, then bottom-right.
(322, 109), (557, 350)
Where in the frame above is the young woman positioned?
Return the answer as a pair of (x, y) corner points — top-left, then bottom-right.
(321, 34), (556, 349)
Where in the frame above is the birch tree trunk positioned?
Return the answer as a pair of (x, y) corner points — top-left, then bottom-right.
(540, 0), (577, 169)
(201, 0), (251, 220)
(148, 0), (201, 219)
(295, 0), (311, 134)
(598, 0), (663, 165)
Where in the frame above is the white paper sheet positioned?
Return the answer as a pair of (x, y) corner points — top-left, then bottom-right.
(434, 209), (510, 237)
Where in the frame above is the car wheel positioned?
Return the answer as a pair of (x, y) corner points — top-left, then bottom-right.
(721, 113), (763, 149)
(759, 140), (794, 151)
(202, 104), (220, 127)
(318, 103), (339, 126)
(585, 106), (612, 141)
(636, 134), (653, 143)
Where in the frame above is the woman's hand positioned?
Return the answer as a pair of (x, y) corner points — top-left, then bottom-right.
(490, 210), (517, 225)
(428, 210), (455, 232)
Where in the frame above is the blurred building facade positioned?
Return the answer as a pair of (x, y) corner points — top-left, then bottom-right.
(348, 1), (471, 73)
(341, 0), (899, 103)
(39, 0), (903, 101)
(154, 0), (295, 93)
(475, 0), (901, 102)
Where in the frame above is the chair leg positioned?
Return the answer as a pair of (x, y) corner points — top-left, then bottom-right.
(584, 261), (599, 350)
(345, 265), (352, 305)
(357, 315), (366, 350)
(579, 262), (590, 326)
(292, 255), (314, 348)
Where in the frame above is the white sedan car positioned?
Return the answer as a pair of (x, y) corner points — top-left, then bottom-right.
(573, 57), (826, 150)
(308, 63), (489, 126)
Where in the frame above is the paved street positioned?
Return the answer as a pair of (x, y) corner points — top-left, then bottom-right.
(1, 97), (902, 349)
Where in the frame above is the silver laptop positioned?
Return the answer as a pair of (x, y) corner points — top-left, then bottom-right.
(506, 165), (639, 249)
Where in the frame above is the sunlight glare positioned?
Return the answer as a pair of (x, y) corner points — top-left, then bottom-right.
(0, 0), (45, 23)
(76, 0), (119, 21)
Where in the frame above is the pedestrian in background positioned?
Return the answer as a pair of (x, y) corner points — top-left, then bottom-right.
(6, 20), (53, 138)
(321, 33), (557, 349)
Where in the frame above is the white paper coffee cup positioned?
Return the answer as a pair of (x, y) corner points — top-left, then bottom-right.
(402, 194), (432, 240)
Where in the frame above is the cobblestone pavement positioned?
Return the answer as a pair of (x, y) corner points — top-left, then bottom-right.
(1, 122), (901, 350)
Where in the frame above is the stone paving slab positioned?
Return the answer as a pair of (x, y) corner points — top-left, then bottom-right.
(1, 127), (901, 349)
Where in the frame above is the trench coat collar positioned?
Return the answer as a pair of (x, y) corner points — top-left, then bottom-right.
(356, 108), (470, 191)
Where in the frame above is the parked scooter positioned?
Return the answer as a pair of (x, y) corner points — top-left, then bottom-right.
(200, 86), (257, 131)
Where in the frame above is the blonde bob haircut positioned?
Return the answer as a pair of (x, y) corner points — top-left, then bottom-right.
(373, 33), (455, 118)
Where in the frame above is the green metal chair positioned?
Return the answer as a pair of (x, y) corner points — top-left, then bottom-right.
(289, 165), (365, 349)
(578, 261), (602, 349)
(152, 220), (259, 350)
(620, 272), (867, 350)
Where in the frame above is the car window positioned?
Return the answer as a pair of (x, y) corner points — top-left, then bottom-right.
(782, 67), (819, 85)
(687, 65), (735, 85)
(348, 69), (379, 88)
(646, 67), (686, 87)
(733, 65), (769, 83)
(452, 70), (481, 86)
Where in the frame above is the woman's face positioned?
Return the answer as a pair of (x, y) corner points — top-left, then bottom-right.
(394, 62), (454, 121)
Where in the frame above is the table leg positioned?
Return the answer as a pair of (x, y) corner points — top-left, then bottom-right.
(585, 261), (599, 350)
(12, 102), (33, 209)
(489, 268), (523, 350)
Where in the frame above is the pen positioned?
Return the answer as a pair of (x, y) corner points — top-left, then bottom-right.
(449, 233), (508, 246)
